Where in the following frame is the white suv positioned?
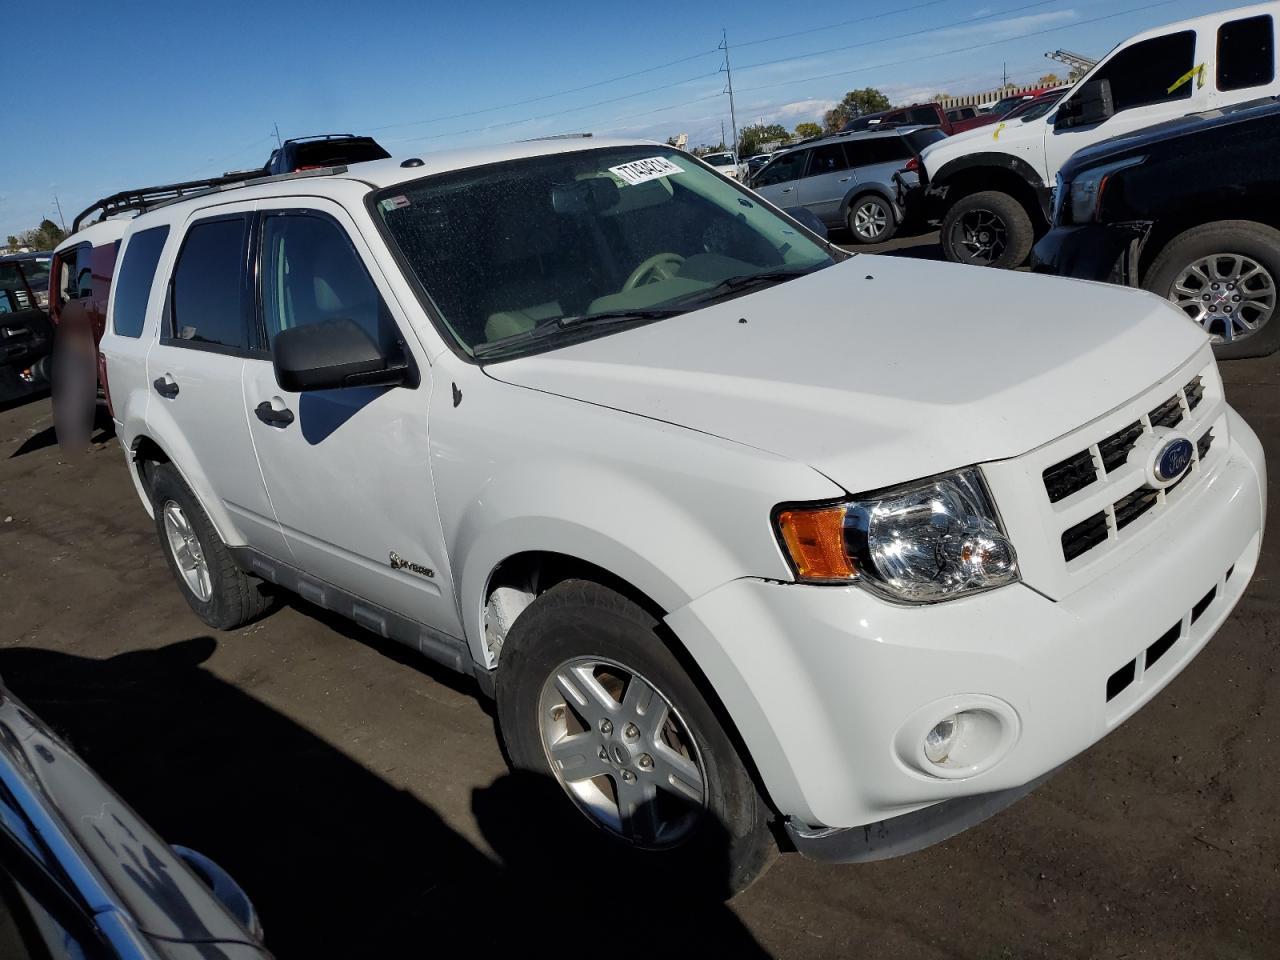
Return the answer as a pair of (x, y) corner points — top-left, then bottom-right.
(919, 2), (1280, 268)
(98, 139), (1265, 893)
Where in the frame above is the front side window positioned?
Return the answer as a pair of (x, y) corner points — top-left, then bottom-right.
(169, 217), (249, 349)
(260, 213), (399, 355)
(112, 226), (169, 338)
(376, 146), (835, 360)
(1090, 30), (1198, 113)
(754, 150), (806, 186)
(1218, 15), (1275, 91)
(805, 144), (848, 176)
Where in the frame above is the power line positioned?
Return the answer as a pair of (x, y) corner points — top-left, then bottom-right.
(733, 0), (955, 49)
(734, 0), (1179, 95)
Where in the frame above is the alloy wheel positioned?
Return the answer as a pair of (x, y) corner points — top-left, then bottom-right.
(952, 208), (1007, 265)
(162, 500), (212, 602)
(1169, 253), (1276, 343)
(853, 200), (888, 241)
(538, 656), (707, 847)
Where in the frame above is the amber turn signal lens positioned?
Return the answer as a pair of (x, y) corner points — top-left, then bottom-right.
(776, 506), (857, 581)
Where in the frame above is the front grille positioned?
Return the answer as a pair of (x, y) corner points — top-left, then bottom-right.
(1062, 512), (1108, 561)
(1040, 372), (1219, 564)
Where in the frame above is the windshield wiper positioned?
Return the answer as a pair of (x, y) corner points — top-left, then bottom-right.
(471, 308), (684, 358)
(670, 265), (822, 308)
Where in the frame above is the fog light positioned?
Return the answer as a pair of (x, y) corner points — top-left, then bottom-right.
(924, 715), (959, 764)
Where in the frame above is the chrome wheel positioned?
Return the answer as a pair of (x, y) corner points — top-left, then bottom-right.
(538, 656), (707, 847)
(1169, 253), (1276, 343)
(162, 500), (211, 602)
(853, 200), (889, 241)
(951, 208), (1007, 265)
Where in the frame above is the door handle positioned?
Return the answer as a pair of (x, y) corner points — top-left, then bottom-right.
(152, 376), (179, 399)
(838, 176), (852, 182)
(781, 187), (793, 193)
(255, 401), (294, 427)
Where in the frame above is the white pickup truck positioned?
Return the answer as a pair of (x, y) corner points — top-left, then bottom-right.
(96, 139), (1264, 894)
(916, 2), (1280, 268)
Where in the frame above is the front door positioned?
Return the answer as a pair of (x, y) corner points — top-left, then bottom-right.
(145, 207), (287, 558)
(240, 200), (463, 637)
(751, 148), (806, 211)
(1043, 28), (1210, 180)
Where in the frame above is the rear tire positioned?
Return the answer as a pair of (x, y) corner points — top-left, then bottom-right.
(1142, 220), (1280, 359)
(149, 463), (272, 630)
(941, 190), (1034, 268)
(495, 579), (776, 898)
(847, 195), (898, 244)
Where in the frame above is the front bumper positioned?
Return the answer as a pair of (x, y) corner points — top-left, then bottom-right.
(1031, 222), (1152, 284)
(665, 408), (1265, 843)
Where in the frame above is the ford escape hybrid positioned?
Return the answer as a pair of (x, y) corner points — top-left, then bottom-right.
(98, 139), (1266, 894)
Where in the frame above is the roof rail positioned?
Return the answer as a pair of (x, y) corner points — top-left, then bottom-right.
(72, 166), (348, 233)
(284, 133), (358, 144)
(521, 132), (594, 142)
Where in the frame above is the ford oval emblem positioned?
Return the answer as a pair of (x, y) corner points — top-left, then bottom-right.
(1155, 438), (1194, 482)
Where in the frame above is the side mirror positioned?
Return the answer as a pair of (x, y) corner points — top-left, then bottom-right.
(1055, 78), (1114, 129)
(272, 318), (408, 392)
(788, 206), (829, 241)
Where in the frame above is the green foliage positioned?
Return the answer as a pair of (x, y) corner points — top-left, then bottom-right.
(793, 122), (822, 140)
(822, 87), (892, 133)
(737, 123), (791, 158)
(6, 219), (65, 252)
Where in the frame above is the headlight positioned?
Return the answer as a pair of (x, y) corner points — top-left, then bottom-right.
(774, 468), (1019, 603)
(1067, 156), (1144, 224)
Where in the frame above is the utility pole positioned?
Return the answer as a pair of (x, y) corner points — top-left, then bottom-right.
(719, 29), (739, 160)
(53, 195), (66, 232)
(720, 120), (726, 150)
(273, 122), (283, 148)
(1002, 62), (1009, 89)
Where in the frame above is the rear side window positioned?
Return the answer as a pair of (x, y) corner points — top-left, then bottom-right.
(851, 137), (912, 166)
(805, 144), (849, 176)
(169, 217), (249, 350)
(111, 226), (169, 338)
(1090, 30), (1197, 113)
(1218, 15), (1275, 91)
(259, 213), (399, 354)
(906, 107), (938, 125)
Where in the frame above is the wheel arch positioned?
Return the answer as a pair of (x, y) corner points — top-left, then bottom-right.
(126, 426), (239, 543)
(842, 185), (898, 222)
(931, 153), (1050, 226)
(1137, 198), (1280, 283)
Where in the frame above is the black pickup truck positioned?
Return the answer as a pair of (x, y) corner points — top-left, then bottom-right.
(0, 255), (53, 389)
(1032, 97), (1280, 359)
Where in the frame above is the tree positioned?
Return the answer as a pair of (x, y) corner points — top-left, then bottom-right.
(737, 122), (790, 158)
(822, 87), (892, 133)
(1038, 72), (1063, 86)
(793, 122), (822, 140)
(8, 220), (65, 251)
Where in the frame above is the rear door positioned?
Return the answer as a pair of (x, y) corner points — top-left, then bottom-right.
(145, 204), (288, 558)
(240, 199), (462, 636)
(793, 143), (854, 225)
(750, 149), (806, 208)
(1044, 28), (1211, 180)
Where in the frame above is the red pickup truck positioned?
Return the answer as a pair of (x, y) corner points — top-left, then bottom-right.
(843, 90), (1059, 137)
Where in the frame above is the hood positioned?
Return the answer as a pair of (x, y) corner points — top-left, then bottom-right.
(486, 256), (1207, 493)
(920, 115), (1041, 173)
(1061, 96), (1280, 181)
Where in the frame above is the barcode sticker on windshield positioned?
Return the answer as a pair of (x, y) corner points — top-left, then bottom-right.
(608, 156), (684, 186)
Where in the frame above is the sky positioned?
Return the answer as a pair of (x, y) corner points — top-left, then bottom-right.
(0, 0), (1241, 240)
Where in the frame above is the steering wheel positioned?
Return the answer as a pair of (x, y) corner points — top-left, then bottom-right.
(623, 252), (686, 291)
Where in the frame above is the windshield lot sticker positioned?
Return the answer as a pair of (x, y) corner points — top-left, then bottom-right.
(609, 157), (684, 186)
(379, 195), (411, 212)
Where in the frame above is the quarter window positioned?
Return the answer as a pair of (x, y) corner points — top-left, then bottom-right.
(1218, 15), (1275, 91)
(754, 150), (806, 187)
(169, 217), (249, 350)
(260, 213), (398, 355)
(1089, 30), (1198, 113)
(111, 226), (169, 338)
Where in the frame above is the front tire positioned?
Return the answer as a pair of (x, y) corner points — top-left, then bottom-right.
(1142, 220), (1280, 359)
(495, 580), (776, 897)
(941, 190), (1034, 268)
(847, 195), (898, 244)
(149, 463), (271, 630)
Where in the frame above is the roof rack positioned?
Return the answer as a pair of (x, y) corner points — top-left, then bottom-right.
(283, 133), (358, 144)
(72, 166), (348, 233)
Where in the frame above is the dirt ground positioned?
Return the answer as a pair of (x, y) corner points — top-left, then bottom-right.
(1, 285), (1277, 958)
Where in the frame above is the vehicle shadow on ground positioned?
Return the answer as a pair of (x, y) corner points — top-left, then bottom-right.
(0, 640), (770, 958)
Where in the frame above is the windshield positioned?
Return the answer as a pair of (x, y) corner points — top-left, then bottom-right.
(375, 146), (835, 360)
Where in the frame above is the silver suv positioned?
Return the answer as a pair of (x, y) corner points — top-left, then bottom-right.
(749, 126), (944, 243)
